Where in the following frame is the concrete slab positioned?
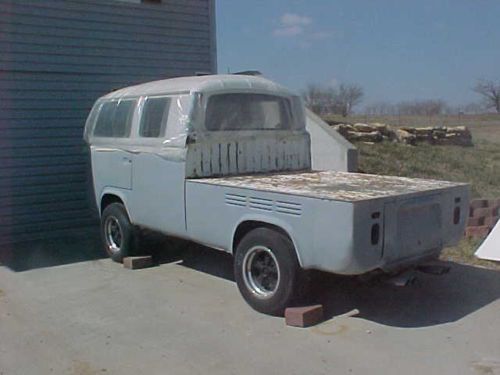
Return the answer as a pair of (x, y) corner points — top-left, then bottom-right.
(0, 246), (499, 375)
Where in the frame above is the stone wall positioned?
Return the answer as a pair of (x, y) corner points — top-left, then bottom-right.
(328, 121), (473, 146)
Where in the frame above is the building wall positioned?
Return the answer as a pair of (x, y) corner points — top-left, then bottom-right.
(0, 0), (216, 244)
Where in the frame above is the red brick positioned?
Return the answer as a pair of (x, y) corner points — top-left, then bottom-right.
(470, 207), (495, 218)
(285, 305), (324, 328)
(484, 216), (499, 228)
(469, 199), (488, 210)
(487, 199), (498, 207)
(467, 217), (485, 227)
(123, 256), (154, 270)
(465, 226), (491, 239)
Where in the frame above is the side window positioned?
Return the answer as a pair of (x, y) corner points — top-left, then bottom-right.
(93, 102), (116, 137)
(93, 100), (135, 138)
(140, 97), (171, 137)
(113, 100), (135, 137)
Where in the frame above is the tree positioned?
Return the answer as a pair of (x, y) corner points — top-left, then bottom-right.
(335, 84), (364, 117)
(473, 80), (500, 113)
(302, 84), (335, 115)
(302, 83), (364, 116)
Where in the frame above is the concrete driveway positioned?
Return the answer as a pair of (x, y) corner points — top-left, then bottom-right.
(0, 236), (499, 375)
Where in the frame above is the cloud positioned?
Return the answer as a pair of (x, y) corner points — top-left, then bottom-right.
(281, 13), (312, 27)
(273, 13), (312, 38)
(273, 25), (303, 37)
(272, 13), (333, 42)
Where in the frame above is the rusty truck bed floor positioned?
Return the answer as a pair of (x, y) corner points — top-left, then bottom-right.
(189, 170), (467, 202)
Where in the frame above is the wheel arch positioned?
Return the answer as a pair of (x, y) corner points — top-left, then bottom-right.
(99, 188), (129, 217)
(231, 217), (304, 267)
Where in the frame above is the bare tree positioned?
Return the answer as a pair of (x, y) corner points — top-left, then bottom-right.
(335, 84), (364, 117)
(302, 84), (336, 115)
(473, 80), (500, 113)
(303, 83), (364, 116)
(396, 99), (446, 116)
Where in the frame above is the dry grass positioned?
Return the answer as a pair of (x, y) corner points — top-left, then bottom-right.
(324, 114), (500, 268)
(441, 238), (499, 270)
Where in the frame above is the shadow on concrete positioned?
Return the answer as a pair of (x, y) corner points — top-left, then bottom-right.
(305, 262), (500, 328)
(172, 244), (500, 328)
(3, 231), (498, 329)
(151, 240), (235, 282)
(0, 227), (104, 272)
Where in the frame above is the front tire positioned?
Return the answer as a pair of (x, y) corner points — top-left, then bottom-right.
(234, 227), (302, 316)
(101, 203), (136, 263)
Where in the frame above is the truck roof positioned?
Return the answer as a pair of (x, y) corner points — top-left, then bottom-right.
(190, 171), (468, 202)
(102, 74), (296, 100)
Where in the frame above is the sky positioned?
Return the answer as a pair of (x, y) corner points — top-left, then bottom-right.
(216, 0), (500, 108)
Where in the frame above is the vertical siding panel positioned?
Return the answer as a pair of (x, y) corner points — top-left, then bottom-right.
(0, 0), (215, 244)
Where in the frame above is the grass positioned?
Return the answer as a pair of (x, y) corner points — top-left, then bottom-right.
(441, 237), (498, 269)
(356, 140), (500, 199)
(324, 114), (500, 269)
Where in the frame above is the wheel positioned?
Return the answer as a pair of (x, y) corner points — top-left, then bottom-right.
(234, 227), (302, 316)
(100, 203), (136, 263)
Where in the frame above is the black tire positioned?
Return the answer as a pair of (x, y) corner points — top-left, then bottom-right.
(100, 203), (136, 263)
(234, 227), (302, 316)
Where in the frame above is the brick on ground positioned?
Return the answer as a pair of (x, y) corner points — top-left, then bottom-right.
(484, 216), (499, 228)
(465, 226), (491, 239)
(468, 217), (485, 227)
(285, 305), (324, 328)
(470, 207), (495, 219)
(469, 199), (488, 210)
(123, 256), (154, 270)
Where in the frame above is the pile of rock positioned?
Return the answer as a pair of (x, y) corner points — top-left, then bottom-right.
(329, 122), (473, 146)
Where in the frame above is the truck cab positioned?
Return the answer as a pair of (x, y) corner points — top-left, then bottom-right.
(84, 74), (469, 315)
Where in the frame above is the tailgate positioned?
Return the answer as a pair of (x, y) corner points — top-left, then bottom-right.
(393, 194), (442, 258)
(382, 185), (468, 266)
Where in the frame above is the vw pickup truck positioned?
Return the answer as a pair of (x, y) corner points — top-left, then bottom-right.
(84, 74), (469, 315)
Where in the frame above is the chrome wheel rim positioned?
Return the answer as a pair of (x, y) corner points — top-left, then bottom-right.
(104, 216), (123, 254)
(242, 246), (280, 299)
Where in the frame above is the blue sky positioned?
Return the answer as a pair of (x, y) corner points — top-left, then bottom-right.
(216, 0), (500, 108)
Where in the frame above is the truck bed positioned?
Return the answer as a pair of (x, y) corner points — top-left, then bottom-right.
(189, 170), (468, 202)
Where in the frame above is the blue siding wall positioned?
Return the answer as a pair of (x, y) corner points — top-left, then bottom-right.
(0, 0), (216, 244)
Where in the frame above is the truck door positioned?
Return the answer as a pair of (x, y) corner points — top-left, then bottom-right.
(91, 100), (135, 192)
(127, 96), (187, 237)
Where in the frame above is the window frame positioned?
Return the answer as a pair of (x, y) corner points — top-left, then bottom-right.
(138, 95), (172, 139)
(91, 98), (137, 139)
(203, 93), (297, 132)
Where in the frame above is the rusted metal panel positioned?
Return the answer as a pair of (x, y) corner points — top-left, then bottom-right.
(185, 132), (311, 178)
(190, 170), (468, 202)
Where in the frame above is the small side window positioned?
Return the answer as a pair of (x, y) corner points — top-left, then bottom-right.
(140, 97), (171, 138)
(113, 100), (135, 137)
(93, 100), (135, 138)
(93, 102), (116, 137)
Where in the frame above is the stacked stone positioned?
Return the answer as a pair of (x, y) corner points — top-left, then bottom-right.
(466, 199), (500, 238)
(329, 122), (473, 147)
(400, 126), (473, 146)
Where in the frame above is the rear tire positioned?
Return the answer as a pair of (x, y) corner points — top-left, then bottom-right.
(101, 203), (136, 263)
(234, 227), (302, 316)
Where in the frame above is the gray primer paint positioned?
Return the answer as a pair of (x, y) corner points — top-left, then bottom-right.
(305, 109), (358, 172)
(0, 0), (216, 244)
